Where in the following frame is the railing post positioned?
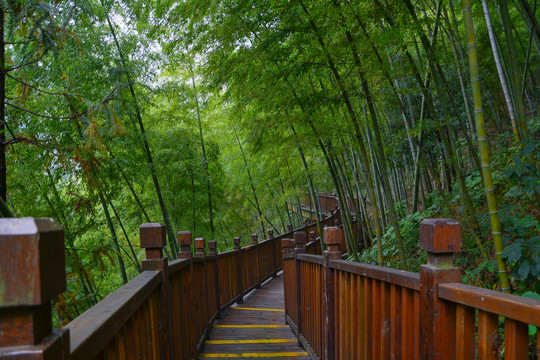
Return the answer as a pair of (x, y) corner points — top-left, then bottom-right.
(268, 229), (277, 277)
(294, 231), (306, 343)
(323, 226), (342, 360)
(194, 238), (206, 260)
(178, 231), (193, 260)
(281, 238), (292, 256)
(140, 223), (175, 360)
(287, 223), (293, 233)
(208, 240), (221, 319)
(0, 218), (69, 359)
(193, 237), (209, 346)
(234, 237), (244, 304)
(419, 219), (462, 360)
(252, 234), (261, 287)
(177, 231), (195, 358)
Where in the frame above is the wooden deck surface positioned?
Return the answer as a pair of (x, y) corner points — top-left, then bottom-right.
(199, 274), (309, 359)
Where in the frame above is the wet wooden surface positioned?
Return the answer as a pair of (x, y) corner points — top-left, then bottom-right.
(199, 274), (309, 359)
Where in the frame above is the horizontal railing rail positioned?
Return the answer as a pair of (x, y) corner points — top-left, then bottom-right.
(282, 219), (540, 360)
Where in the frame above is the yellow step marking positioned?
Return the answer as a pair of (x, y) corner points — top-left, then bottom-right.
(205, 339), (296, 344)
(200, 352), (308, 358)
(213, 325), (289, 328)
(232, 307), (284, 312)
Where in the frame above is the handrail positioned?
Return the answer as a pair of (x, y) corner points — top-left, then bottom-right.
(329, 259), (420, 290)
(66, 271), (161, 360)
(438, 282), (540, 326)
(0, 208), (343, 359)
(282, 218), (540, 360)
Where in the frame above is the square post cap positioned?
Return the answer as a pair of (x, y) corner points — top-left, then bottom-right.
(177, 231), (192, 259)
(420, 219), (461, 253)
(294, 231), (306, 249)
(177, 231), (192, 246)
(140, 223), (166, 249)
(194, 238), (205, 258)
(233, 237), (241, 250)
(324, 226), (342, 245)
(0, 218), (65, 306)
(208, 240), (217, 256)
(251, 234), (258, 245)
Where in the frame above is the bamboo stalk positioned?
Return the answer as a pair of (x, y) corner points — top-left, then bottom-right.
(462, 0), (511, 293)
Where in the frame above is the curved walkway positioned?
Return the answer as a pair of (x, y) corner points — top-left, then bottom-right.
(199, 274), (309, 359)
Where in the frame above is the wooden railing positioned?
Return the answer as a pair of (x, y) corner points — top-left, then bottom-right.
(282, 219), (540, 359)
(0, 209), (343, 359)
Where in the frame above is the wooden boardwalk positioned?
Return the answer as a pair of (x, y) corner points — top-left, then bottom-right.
(199, 274), (309, 359)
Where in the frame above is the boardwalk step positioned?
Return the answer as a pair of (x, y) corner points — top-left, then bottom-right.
(200, 275), (309, 360)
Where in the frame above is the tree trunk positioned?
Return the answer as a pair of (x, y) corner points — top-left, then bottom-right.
(481, 0), (521, 142)
(235, 133), (266, 237)
(98, 192), (128, 284)
(104, 11), (178, 257)
(190, 62), (215, 239)
(462, 0), (512, 292)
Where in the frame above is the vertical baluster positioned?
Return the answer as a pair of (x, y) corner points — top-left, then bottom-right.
(208, 240), (221, 319)
(504, 318), (528, 360)
(268, 229), (277, 277)
(252, 234), (261, 288)
(478, 310), (499, 360)
(455, 304), (475, 360)
(390, 284), (402, 360)
(234, 237), (243, 304)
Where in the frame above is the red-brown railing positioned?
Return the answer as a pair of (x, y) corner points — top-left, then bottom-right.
(0, 211), (342, 359)
(282, 219), (540, 359)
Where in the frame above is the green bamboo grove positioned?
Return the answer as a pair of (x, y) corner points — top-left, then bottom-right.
(0, 0), (538, 322)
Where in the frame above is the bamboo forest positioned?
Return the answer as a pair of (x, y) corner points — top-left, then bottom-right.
(0, 0), (539, 327)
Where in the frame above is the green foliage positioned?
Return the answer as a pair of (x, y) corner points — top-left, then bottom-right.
(503, 138), (540, 198)
(359, 211), (430, 272)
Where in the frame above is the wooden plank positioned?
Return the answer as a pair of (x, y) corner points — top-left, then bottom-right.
(401, 288), (414, 360)
(477, 310), (499, 360)
(296, 253), (324, 265)
(364, 277), (372, 360)
(66, 271), (161, 360)
(199, 351), (309, 358)
(381, 282), (391, 360)
(329, 260), (420, 290)
(455, 304), (475, 360)
(199, 275), (309, 359)
(413, 290), (420, 359)
(344, 271), (351, 360)
(504, 319), (528, 360)
(357, 274), (364, 360)
(351, 273), (359, 360)
(372, 279), (381, 360)
(439, 283), (540, 326)
(390, 284), (402, 360)
(167, 258), (190, 275)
